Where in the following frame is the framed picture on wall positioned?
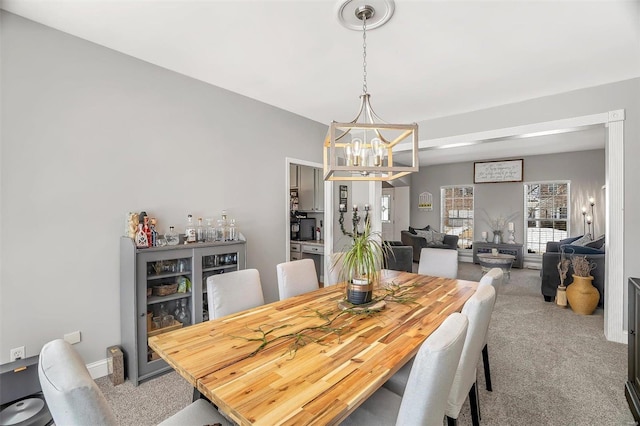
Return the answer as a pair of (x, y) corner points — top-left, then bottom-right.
(474, 159), (523, 183)
(339, 185), (348, 212)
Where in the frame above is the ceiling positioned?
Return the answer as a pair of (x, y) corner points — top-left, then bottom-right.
(2, 0), (639, 165)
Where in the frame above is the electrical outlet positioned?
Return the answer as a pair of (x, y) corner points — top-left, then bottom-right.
(10, 346), (25, 361)
(64, 331), (81, 345)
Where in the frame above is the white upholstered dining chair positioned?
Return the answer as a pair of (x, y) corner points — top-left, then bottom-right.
(417, 248), (458, 278)
(207, 268), (265, 319)
(478, 267), (504, 392)
(383, 285), (496, 426)
(276, 258), (319, 300)
(341, 312), (468, 426)
(38, 339), (232, 426)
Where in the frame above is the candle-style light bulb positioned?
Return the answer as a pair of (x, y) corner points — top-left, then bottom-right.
(371, 138), (384, 167)
(345, 144), (353, 166)
(351, 138), (362, 167)
(589, 197), (595, 206)
(581, 207), (587, 214)
(586, 215), (592, 224)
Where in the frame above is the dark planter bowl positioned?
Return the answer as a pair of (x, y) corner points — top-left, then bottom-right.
(347, 280), (373, 305)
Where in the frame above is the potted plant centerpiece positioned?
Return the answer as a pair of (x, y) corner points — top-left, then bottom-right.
(336, 217), (387, 305)
(566, 255), (599, 315)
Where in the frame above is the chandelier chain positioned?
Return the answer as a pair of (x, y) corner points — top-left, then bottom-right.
(362, 15), (367, 94)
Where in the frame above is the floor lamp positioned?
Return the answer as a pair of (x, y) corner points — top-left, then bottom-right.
(589, 197), (596, 236)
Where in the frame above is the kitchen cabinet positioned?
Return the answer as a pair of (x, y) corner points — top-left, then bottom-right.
(290, 241), (301, 261)
(299, 166), (324, 212)
(290, 164), (299, 188)
(120, 236), (246, 385)
(301, 241), (324, 284)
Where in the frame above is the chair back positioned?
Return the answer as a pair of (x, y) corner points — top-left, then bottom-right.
(39, 339), (117, 426)
(396, 313), (468, 426)
(207, 269), (264, 319)
(479, 267), (504, 299)
(276, 259), (319, 299)
(446, 285), (496, 418)
(418, 248), (458, 278)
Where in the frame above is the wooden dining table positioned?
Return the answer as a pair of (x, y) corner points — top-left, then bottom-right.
(148, 270), (477, 426)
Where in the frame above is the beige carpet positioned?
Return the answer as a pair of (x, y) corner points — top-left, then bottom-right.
(96, 263), (635, 425)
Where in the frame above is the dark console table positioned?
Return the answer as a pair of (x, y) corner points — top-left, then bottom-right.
(473, 241), (523, 269)
(626, 277), (640, 422)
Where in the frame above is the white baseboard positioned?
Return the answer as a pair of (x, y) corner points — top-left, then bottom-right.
(87, 358), (108, 379)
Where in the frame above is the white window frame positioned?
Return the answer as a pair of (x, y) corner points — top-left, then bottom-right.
(523, 180), (570, 254)
(440, 185), (474, 249)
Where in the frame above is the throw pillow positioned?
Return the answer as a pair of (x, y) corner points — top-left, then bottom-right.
(432, 231), (446, 244)
(560, 244), (604, 255)
(585, 235), (605, 250)
(571, 234), (593, 247)
(409, 225), (430, 235)
(415, 229), (434, 243)
(559, 235), (583, 246)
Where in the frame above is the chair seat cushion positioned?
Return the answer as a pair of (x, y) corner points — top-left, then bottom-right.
(158, 399), (232, 426)
(340, 387), (402, 425)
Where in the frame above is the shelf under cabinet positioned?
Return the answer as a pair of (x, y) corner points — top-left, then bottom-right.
(147, 292), (191, 305)
(146, 271), (192, 281)
(202, 265), (237, 273)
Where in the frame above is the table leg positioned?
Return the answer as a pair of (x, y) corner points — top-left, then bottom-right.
(192, 387), (203, 402)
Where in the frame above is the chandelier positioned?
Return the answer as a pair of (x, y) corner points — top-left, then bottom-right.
(324, 1), (418, 181)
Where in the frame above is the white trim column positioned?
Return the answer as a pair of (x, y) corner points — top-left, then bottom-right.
(605, 109), (625, 343)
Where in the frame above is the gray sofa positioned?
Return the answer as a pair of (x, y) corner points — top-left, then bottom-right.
(540, 235), (605, 306)
(400, 226), (459, 263)
(383, 241), (413, 273)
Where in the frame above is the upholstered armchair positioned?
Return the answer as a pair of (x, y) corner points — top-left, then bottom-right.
(540, 235), (605, 306)
(383, 241), (413, 273)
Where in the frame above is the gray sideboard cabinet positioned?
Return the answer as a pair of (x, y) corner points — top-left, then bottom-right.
(120, 236), (246, 385)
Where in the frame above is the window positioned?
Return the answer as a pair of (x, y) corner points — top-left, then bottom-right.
(381, 193), (391, 223)
(441, 186), (474, 249)
(524, 182), (569, 254)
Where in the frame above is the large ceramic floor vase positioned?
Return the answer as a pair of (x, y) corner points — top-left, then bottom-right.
(566, 275), (599, 315)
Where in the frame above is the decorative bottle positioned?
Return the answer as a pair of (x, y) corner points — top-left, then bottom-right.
(135, 224), (149, 248)
(205, 218), (215, 242)
(214, 219), (223, 241)
(185, 214), (196, 243)
(142, 216), (152, 247)
(228, 219), (237, 241)
(149, 218), (158, 247)
(196, 217), (205, 243)
(165, 226), (179, 246)
(221, 210), (229, 240)
(176, 299), (191, 326)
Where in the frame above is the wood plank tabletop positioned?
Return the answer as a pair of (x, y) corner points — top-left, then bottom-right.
(148, 270), (477, 426)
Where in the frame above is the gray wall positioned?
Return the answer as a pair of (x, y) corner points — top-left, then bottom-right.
(411, 150), (605, 243)
(0, 13), (327, 364)
(413, 78), (639, 285)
